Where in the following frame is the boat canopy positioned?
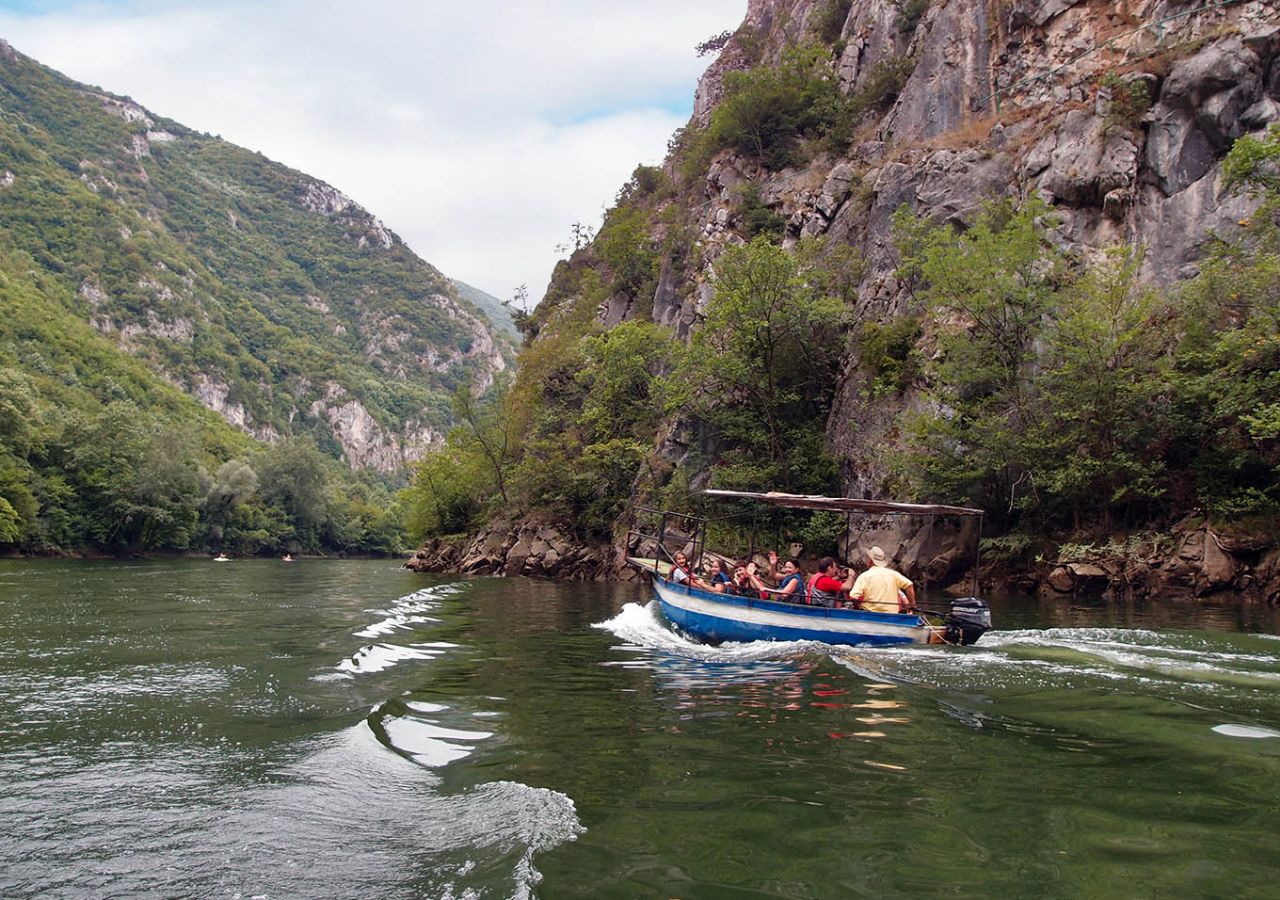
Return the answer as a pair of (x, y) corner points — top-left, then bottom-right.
(702, 489), (984, 518)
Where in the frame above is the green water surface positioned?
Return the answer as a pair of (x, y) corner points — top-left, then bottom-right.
(2, 559), (1278, 898)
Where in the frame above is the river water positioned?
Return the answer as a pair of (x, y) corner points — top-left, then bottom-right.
(2, 559), (1279, 898)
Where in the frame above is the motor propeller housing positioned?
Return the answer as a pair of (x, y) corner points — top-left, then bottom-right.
(944, 597), (992, 646)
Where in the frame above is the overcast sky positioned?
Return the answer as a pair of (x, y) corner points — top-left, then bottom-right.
(0, 0), (742, 303)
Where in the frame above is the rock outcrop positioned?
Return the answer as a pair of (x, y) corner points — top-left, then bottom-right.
(406, 519), (624, 582)
(1035, 521), (1280, 604)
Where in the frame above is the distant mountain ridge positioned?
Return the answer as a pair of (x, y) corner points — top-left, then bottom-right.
(451, 279), (518, 338)
(0, 37), (514, 472)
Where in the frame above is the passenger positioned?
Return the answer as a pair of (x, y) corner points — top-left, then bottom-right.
(848, 546), (915, 613)
(670, 551), (693, 585)
(768, 550), (804, 602)
(731, 561), (768, 598)
(704, 558), (733, 593)
(670, 551), (714, 590)
(806, 557), (854, 608)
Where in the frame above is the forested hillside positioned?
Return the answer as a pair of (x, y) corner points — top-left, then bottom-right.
(0, 38), (511, 556)
(452, 280), (519, 338)
(406, 0), (1280, 601)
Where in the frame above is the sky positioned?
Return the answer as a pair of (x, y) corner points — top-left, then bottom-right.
(0, 0), (743, 303)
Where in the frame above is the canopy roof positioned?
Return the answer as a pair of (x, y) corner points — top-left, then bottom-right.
(702, 489), (984, 518)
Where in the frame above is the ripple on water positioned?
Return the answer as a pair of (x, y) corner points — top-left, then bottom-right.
(368, 694), (496, 768)
(3, 722), (581, 899)
(337, 641), (456, 674)
(334, 584), (464, 675)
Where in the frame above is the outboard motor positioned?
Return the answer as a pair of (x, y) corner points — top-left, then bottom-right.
(944, 597), (991, 646)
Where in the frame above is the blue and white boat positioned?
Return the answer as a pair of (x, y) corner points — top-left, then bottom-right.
(650, 572), (947, 646)
(627, 490), (993, 648)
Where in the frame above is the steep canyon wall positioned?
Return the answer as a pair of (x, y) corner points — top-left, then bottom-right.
(411, 0), (1280, 600)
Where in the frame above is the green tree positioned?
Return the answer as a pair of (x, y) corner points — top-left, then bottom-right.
(0, 368), (42, 543)
(131, 425), (202, 549)
(0, 496), (21, 544)
(576, 321), (677, 442)
(1171, 125), (1280, 516)
(0, 368), (40, 456)
(200, 459), (259, 544)
(255, 438), (331, 539)
(54, 402), (148, 548)
(678, 236), (846, 488)
(893, 199), (1068, 519)
(452, 382), (516, 504)
(1035, 248), (1170, 527)
(404, 439), (490, 539)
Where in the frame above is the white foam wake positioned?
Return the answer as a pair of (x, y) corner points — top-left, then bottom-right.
(332, 583), (465, 676)
(594, 600), (832, 663)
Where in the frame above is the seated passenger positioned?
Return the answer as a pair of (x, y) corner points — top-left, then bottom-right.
(704, 558), (733, 593)
(670, 551), (716, 590)
(670, 551), (693, 585)
(768, 550), (804, 602)
(731, 561), (768, 598)
(806, 557), (854, 608)
(848, 546), (915, 613)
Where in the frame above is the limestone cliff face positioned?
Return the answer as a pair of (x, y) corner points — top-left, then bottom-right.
(423, 1), (1280, 597)
(669, 0), (1278, 496)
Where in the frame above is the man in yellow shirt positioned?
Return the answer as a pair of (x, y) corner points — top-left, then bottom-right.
(849, 546), (915, 614)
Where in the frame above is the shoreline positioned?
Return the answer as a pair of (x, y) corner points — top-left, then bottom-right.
(404, 517), (1280, 606)
(0, 549), (410, 562)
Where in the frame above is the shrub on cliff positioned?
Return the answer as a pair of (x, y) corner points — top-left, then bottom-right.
(813, 0), (853, 46)
(595, 205), (661, 298)
(708, 45), (842, 169)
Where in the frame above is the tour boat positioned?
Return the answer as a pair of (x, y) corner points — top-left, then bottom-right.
(627, 490), (992, 648)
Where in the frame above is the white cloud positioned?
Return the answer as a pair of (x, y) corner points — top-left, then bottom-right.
(0, 0), (743, 301)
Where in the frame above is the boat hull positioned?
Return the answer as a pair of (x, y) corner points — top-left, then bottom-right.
(652, 576), (939, 647)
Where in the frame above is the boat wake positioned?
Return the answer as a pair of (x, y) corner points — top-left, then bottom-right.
(323, 584), (464, 678)
(596, 603), (1280, 741)
(367, 697), (495, 768)
(597, 600), (833, 663)
(329, 580), (585, 895)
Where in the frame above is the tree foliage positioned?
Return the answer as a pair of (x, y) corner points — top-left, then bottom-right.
(1170, 125), (1280, 518)
(892, 199), (1066, 519)
(893, 168), (1280, 531)
(677, 237), (849, 492)
(0, 384), (406, 555)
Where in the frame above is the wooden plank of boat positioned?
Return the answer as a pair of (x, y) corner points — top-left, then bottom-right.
(651, 575), (941, 647)
(626, 556), (672, 577)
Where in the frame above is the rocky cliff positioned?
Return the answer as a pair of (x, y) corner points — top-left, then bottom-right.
(675, 0), (1276, 493)
(410, 0), (1280, 602)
